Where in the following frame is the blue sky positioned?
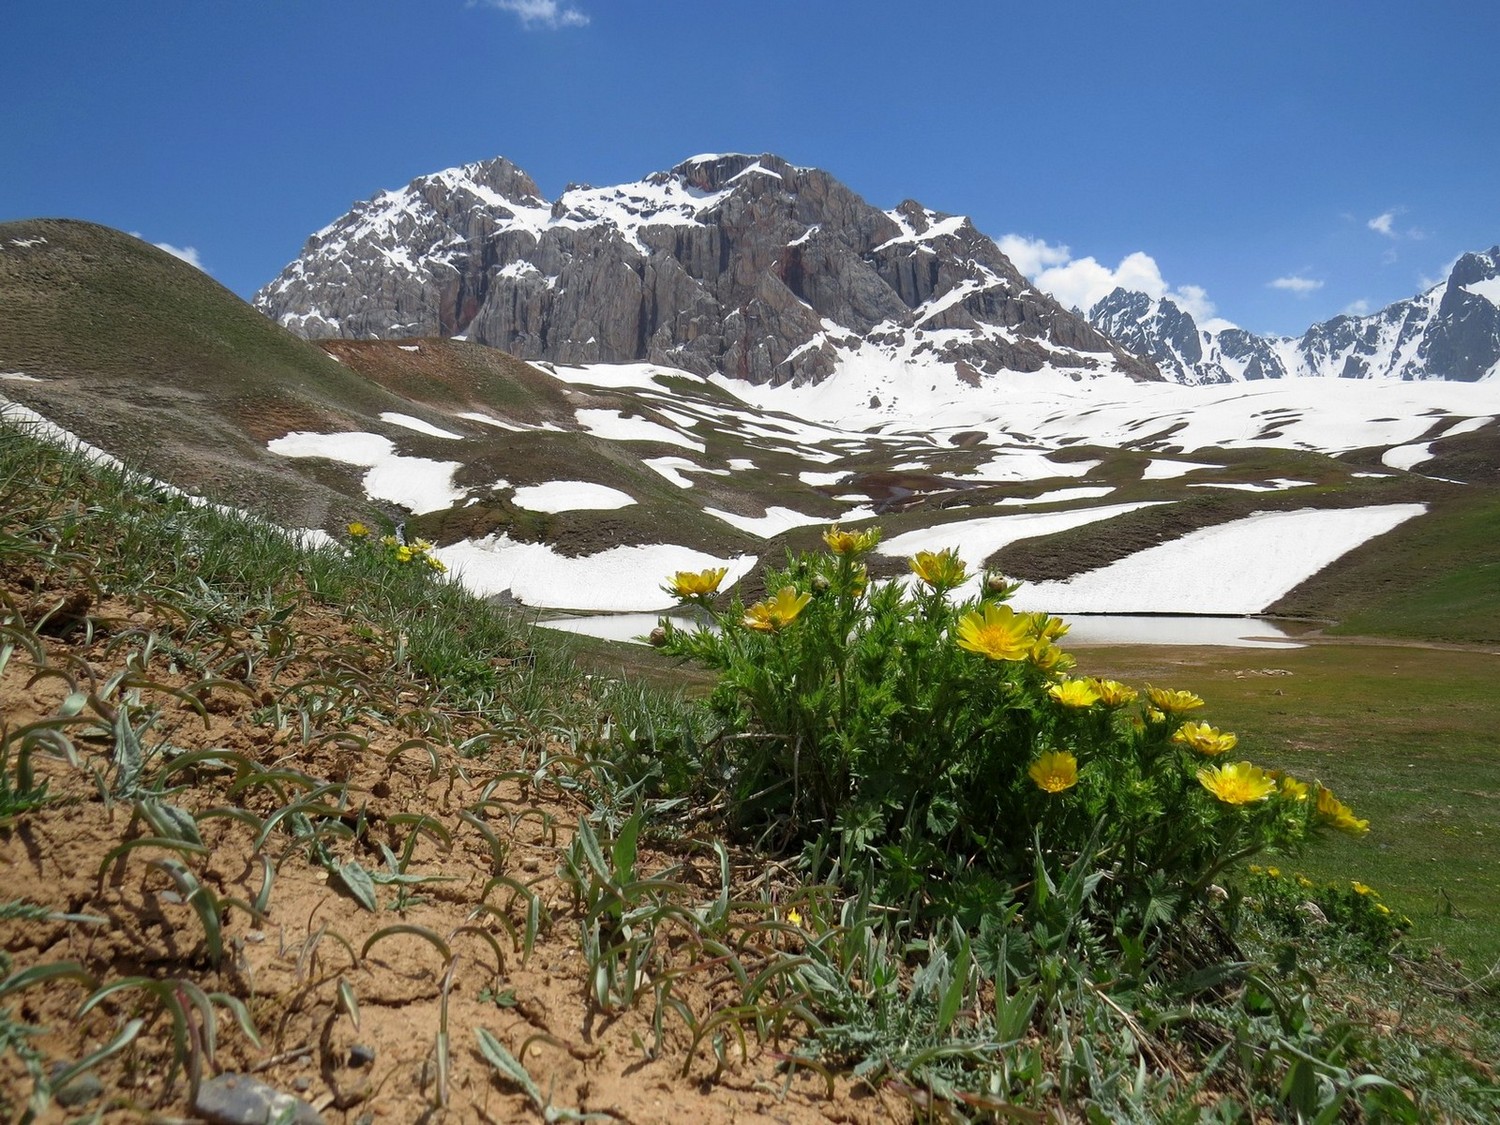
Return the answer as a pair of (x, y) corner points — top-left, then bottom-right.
(4, 1), (1496, 337)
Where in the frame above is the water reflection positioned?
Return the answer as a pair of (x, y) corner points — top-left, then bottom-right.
(537, 612), (1303, 649)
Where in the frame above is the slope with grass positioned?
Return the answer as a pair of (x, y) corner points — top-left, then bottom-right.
(4, 420), (1498, 1122)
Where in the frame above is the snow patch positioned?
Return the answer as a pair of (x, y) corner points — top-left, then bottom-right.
(435, 535), (757, 611)
(575, 408), (704, 451)
(267, 431), (464, 514)
(1015, 505), (1426, 615)
(511, 481), (636, 512)
(1461, 277), (1500, 305)
(380, 412), (464, 440)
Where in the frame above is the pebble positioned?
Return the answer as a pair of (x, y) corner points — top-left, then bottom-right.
(348, 1043), (377, 1068)
(191, 1073), (324, 1125)
(47, 1063), (104, 1108)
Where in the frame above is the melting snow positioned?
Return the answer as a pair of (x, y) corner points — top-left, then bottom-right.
(642, 456), (728, 488)
(704, 505), (846, 538)
(380, 412), (464, 440)
(575, 408), (704, 451)
(800, 470), (849, 486)
(1187, 479), (1312, 492)
(511, 481), (636, 512)
(0, 372), (44, 382)
(1382, 443), (1433, 471)
(435, 536), (757, 611)
(1141, 459), (1216, 480)
(1014, 505), (1426, 615)
(267, 431), (464, 514)
(997, 486), (1115, 506)
(1462, 277), (1500, 305)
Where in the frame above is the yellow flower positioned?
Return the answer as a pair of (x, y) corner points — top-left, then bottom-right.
(1375, 903), (1391, 916)
(1196, 761), (1277, 805)
(410, 538), (436, 553)
(909, 548), (968, 589)
(1147, 686), (1205, 714)
(1277, 775), (1309, 801)
(380, 534), (399, 548)
(1315, 786), (1370, 835)
(1028, 750), (1079, 794)
(742, 586), (812, 632)
(1028, 640), (1075, 674)
(1351, 881), (1374, 896)
(424, 555), (447, 574)
(823, 524), (881, 555)
(1296, 874), (1313, 888)
(1048, 679), (1101, 708)
(1266, 866), (1281, 879)
(954, 603), (1033, 661)
(666, 566), (728, 600)
(787, 908), (803, 927)
(1172, 721), (1239, 756)
(1088, 679), (1139, 707)
(1025, 612), (1071, 642)
(394, 545), (413, 563)
(1146, 708), (1167, 724)
(347, 521), (370, 538)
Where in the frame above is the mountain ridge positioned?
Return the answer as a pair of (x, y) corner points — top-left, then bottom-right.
(1089, 246), (1500, 384)
(254, 152), (1160, 387)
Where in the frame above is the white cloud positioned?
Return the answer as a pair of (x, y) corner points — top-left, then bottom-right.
(480, 0), (589, 28)
(129, 232), (206, 271)
(1342, 299), (1372, 317)
(1268, 275), (1324, 295)
(1367, 211), (1397, 237)
(155, 242), (205, 270)
(999, 235), (1216, 320)
(996, 234), (1072, 278)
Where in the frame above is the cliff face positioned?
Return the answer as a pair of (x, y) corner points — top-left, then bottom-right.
(256, 153), (1159, 386)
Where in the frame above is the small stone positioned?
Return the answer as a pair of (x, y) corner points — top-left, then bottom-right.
(520, 856), (541, 873)
(47, 1063), (104, 1108)
(158, 890), (185, 905)
(243, 929), (267, 943)
(191, 1073), (324, 1125)
(291, 1076), (312, 1093)
(348, 1043), (377, 1068)
(1297, 901), (1329, 926)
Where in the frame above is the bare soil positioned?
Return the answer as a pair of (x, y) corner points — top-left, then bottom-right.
(0, 573), (901, 1123)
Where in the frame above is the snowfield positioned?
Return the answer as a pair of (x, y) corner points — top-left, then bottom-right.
(241, 351), (1500, 629)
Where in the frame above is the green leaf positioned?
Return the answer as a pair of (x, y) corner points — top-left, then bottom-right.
(331, 860), (379, 912)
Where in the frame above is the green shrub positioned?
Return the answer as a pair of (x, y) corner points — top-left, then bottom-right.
(657, 527), (1369, 933)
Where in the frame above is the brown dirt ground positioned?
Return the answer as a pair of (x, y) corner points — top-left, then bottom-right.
(0, 574), (906, 1123)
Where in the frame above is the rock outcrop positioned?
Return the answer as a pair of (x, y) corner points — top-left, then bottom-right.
(256, 154), (1159, 386)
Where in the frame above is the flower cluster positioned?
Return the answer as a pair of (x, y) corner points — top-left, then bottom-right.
(654, 523), (1372, 925)
(347, 522), (446, 574)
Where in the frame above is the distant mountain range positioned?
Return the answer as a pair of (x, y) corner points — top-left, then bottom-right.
(255, 153), (1499, 387)
(1089, 247), (1500, 384)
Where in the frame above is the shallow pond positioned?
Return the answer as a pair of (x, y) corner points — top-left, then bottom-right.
(536, 611), (1305, 648)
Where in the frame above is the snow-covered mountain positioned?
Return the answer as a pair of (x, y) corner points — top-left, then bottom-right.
(1089, 247), (1500, 384)
(255, 153), (1158, 387)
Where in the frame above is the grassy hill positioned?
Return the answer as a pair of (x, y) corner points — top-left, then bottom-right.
(3, 418), (1498, 1122)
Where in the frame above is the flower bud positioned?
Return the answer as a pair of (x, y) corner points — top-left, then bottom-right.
(648, 627), (668, 647)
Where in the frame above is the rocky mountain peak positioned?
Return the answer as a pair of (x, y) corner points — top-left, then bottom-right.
(255, 155), (1157, 387)
(1089, 248), (1500, 384)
